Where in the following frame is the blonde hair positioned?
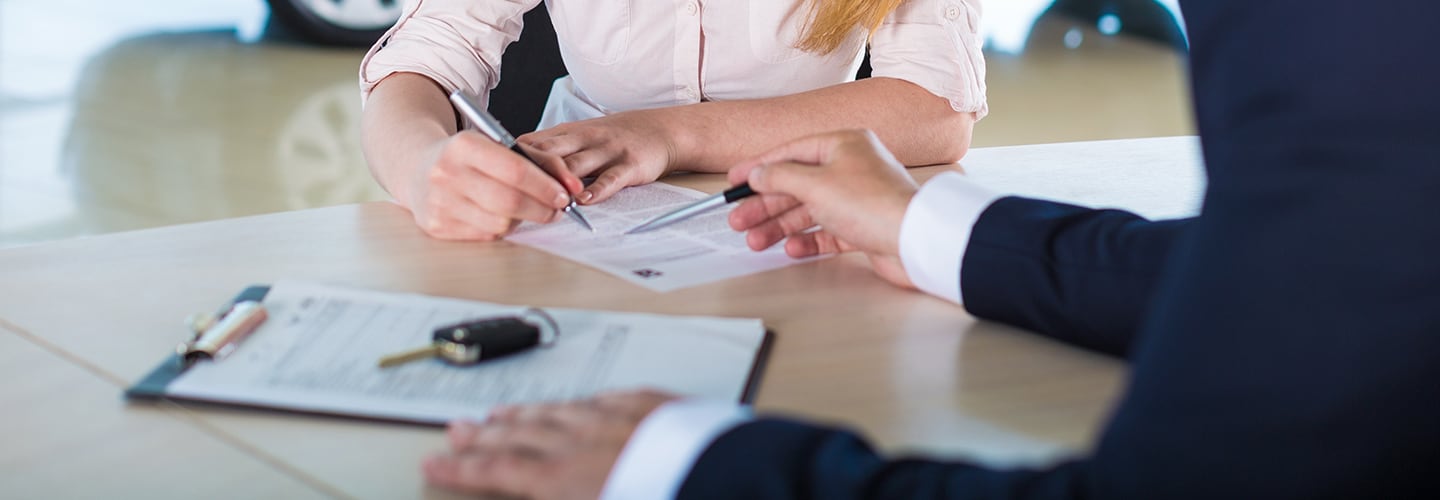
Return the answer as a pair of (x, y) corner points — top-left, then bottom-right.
(797, 0), (905, 55)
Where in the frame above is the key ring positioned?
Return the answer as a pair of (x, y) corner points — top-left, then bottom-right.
(518, 307), (561, 347)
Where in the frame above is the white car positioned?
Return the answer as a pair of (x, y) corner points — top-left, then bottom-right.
(267, 0), (403, 45)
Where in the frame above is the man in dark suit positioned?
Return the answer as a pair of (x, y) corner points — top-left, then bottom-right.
(417, 0), (1440, 497)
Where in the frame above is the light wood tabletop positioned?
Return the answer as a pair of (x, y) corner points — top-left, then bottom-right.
(0, 137), (1205, 499)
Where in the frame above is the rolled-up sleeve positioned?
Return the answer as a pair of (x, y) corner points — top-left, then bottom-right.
(870, 0), (988, 119)
(358, 0), (540, 109)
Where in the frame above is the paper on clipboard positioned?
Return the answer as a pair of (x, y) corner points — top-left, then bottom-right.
(145, 282), (770, 425)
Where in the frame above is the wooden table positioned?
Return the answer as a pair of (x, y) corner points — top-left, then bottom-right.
(0, 137), (1204, 499)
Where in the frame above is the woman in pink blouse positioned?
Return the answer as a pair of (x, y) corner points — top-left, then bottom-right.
(359, 0), (987, 240)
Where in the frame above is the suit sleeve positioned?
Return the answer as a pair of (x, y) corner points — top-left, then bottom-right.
(676, 418), (1090, 500)
(961, 197), (1191, 357)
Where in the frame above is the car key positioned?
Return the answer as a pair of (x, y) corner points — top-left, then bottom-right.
(378, 308), (559, 368)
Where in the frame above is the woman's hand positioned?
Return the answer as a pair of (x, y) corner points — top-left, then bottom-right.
(728, 130), (920, 290)
(519, 108), (680, 205)
(423, 390), (679, 499)
(406, 131), (584, 240)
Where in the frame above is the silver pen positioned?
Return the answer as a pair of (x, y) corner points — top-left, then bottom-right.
(626, 183), (756, 234)
(448, 91), (595, 232)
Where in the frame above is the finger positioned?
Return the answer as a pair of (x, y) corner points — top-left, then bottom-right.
(488, 400), (608, 438)
(447, 420), (482, 451)
(562, 148), (619, 179)
(467, 170), (565, 224)
(578, 165), (643, 204)
(590, 389), (672, 418)
(415, 192), (514, 240)
(457, 420), (571, 455)
(486, 404), (521, 423)
(783, 230), (853, 258)
(521, 129), (587, 158)
(727, 160), (760, 187)
(454, 132), (572, 207)
(440, 160), (560, 224)
(517, 142), (585, 195)
(729, 194), (802, 231)
(747, 161), (823, 200)
(537, 401), (605, 430)
(504, 402), (570, 426)
(423, 451), (544, 496)
(743, 208), (816, 252)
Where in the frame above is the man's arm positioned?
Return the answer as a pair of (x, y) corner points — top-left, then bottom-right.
(680, 0), (1440, 497)
(961, 197), (1192, 357)
(679, 418), (1088, 500)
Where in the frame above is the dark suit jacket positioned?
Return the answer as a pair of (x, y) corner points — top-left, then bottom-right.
(676, 0), (1440, 497)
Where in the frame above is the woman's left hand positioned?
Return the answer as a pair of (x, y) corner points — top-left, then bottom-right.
(518, 109), (679, 205)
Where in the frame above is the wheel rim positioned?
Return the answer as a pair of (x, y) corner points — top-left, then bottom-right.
(297, 0), (402, 30)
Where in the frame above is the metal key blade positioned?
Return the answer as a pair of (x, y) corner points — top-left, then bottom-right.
(378, 343), (440, 368)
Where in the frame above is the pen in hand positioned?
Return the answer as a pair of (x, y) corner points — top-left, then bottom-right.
(625, 183), (756, 234)
(448, 91), (595, 232)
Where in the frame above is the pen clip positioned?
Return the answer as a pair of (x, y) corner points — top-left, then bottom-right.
(176, 301), (268, 367)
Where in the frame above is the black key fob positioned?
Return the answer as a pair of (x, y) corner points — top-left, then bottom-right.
(431, 308), (560, 366)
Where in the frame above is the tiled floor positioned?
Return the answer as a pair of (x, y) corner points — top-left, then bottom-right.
(0, 0), (1193, 248)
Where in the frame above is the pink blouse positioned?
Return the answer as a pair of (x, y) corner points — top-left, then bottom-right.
(360, 0), (987, 129)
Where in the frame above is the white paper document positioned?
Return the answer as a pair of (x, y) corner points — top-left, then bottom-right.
(164, 282), (769, 424)
(506, 183), (818, 292)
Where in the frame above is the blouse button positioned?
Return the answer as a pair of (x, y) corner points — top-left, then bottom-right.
(685, 2), (698, 15)
(945, 5), (961, 20)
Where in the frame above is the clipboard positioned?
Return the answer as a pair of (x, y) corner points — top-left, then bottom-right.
(125, 283), (774, 427)
(126, 285), (272, 401)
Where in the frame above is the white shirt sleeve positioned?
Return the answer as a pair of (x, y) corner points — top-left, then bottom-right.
(871, 0), (988, 117)
(600, 399), (753, 500)
(898, 171), (1004, 304)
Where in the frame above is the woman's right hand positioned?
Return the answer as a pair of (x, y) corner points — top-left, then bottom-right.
(406, 131), (585, 240)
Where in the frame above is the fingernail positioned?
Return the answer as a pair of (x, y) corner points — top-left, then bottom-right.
(579, 190), (594, 203)
(748, 167), (766, 186)
(555, 192), (570, 207)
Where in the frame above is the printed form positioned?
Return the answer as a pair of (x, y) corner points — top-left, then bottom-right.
(166, 282), (768, 424)
(506, 183), (820, 292)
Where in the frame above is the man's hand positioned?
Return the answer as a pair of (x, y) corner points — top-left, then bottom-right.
(406, 131), (584, 241)
(728, 130), (920, 289)
(519, 109), (679, 205)
(423, 390), (678, 499)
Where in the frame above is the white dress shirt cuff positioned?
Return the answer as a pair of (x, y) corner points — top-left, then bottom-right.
(898, 171), (1004, 304)
(600, 399), (753, 500)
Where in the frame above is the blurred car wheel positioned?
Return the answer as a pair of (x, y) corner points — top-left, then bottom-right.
(266, 0), (402, 46)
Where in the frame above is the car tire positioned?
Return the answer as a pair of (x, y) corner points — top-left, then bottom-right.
(265, 0), (402, 46)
